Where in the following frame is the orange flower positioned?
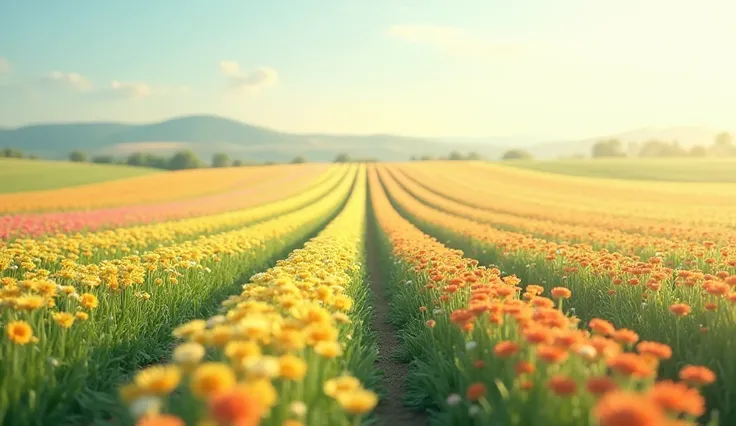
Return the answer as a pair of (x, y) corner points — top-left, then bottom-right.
(648, 381), (705, 417)
(668, 303), (691, 317)
(425, 320), (436, 328)
(586, 376), (617, 396)
(536, 345), (568, 364)
(612, 329), (639, 345)
(594, 391), (664, 426)
(520, 379), (534, 391)
(135, 415), (185, 426)
(473, 360), (485, 369)
(550, 287), (572, 299)
(514, 360), (535, 376)
(679, 365), (716, 386)
(548, 375), (577, 396)
(209, 385), (264, 426)
(636, 341), (672, 360)
(466, 382), (487, 401)
(607, 353), (654, 378)
(493, 341), (520, 358)
(589, 318), (615, 336)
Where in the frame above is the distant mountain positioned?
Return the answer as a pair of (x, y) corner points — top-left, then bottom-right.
(0, 115), (730, 162)
(0, 115), (507, 162)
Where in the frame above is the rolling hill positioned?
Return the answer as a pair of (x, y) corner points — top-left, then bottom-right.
(0, 115), (730, 162)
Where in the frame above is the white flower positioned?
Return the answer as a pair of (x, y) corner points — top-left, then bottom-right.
(406, 280), (413, 285)
(466, 341), (477, 351)
(576, 345), (597, 360)
(129, 396), (162, 418)
(204, 267), (212, 273)
(433, 308), (444, 315)
(290, 401), (307, 418)
(641, 302), (647, 308)
(245, 356), (280, 379)
(447, 394), (462, 406)
(469, 405), (481, 416)
(173, 342), (205, 365)
(69, 292), (80, 300)
(47, 357), (60, 368)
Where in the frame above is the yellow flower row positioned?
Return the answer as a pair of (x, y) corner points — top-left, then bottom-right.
(0, 163), (330, 213)
(400, 161), (736, 233)
(120, 166), (377, 426)
(0, 166), (348, 274)
(0, 166), (358, 425)
(388, 165), (736, 261)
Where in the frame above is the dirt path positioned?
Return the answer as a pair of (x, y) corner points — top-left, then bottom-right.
(366, 224), (428, 426)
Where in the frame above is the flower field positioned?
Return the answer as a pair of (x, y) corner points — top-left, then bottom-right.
(1, 161), (733, 426)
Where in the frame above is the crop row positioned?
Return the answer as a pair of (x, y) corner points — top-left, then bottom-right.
(0, 165), (335, 239)
(375, 164), (736, 424)
(0, 166), (349, 273)
(369, 165), (717, 426)
(116, 165), (377, 426)
(0, 167), (356, 425)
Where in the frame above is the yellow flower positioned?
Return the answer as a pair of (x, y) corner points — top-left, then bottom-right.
(173, 319), (207, 339)
(314, 341), (343, 358)
(52, 312), (75, 329)
(224, 340), (261, 362)
(282, 421), (304, 426)
(75, 312), (89, 321)
(332, 294), (353, 311)
(244, 356), (280, 379)
(324, 375), (361, 398)
(134, 365), (181, 396)
(240, 379), (277, 408)
(336, 389), (378, 415)
(279, 354), (307, 381)
(172, 342), (205, 368)
(190, 362), (236, 399)
(80, 293), (99, 309)
(6, 320), (33, 345)
(15, 295), (44, 311)
(119, 383), (142, 404)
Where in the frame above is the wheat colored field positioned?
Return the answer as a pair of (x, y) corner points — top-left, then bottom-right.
(1, 160), (734, 426)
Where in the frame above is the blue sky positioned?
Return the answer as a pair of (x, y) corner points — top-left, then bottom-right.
(0, 0), (734, 138)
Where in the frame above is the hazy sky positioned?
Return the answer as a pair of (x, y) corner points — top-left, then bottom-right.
(0, 0), (734, 138)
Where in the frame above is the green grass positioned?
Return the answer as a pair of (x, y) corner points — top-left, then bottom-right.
(0, 159), (160, 193)
(501, 158), (736, 182)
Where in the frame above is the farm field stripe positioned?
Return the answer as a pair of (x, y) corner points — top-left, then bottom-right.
(367, 164), (716, 426)
(388, 165), (734, 260)
(396, 163), (736, 245)
(0, 165), (341, 240)
(117, 166), (381, 426)
(0, 163), (330, 214)
(0, 168), (357, 426)
(0, 166), (351, 273)
(365, 182), (428, 426)
(376, 165), (736, 424)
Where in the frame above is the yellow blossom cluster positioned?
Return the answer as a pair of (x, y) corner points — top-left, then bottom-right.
(122, 167), (377, 426)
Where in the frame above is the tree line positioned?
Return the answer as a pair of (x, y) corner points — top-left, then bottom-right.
(0, 148), (377, 169)
(590, 132), (735, 158)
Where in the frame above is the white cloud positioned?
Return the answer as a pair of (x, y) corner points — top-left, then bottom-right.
(0, 57), (10, 73)
(219, 60), (279, 94)
(387, 24), (522, 58)
(41, 71), (93, 92)
(107, 80), (152, 99)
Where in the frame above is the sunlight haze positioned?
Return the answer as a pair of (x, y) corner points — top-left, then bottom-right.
(0, 0), (734, 139)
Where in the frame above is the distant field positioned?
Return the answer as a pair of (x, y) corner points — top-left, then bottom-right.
(502, 158), (736, 182)
(0, 158), (160, 193)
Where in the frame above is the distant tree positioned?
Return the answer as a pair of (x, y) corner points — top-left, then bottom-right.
(291, 156), (307, 164)
(638, 140), (688, 157)
(28, 154), (39, 160)
(591, 139), (626, 158)
(715, 132), (733, 147)
(410, 156), (418, 161)
(689, 145), (708, 157)
(448, 151), (464, 161)
(711, 132), (736, 157)
(334, 153), (351, 163)
(2, 148), (23, 158)
(264, 161), (276, 166)
(69, 150), (88, 162)
(232, 159), (244, 167)
(127, 152), (148, 167)
(211, 152), (231, 168)
(92, 155), (114, 164)
(168, 150), (203, 170)
(419, 155), (434, 161)
(465, 151), (484, 161)
(501, 149), (534, 161)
